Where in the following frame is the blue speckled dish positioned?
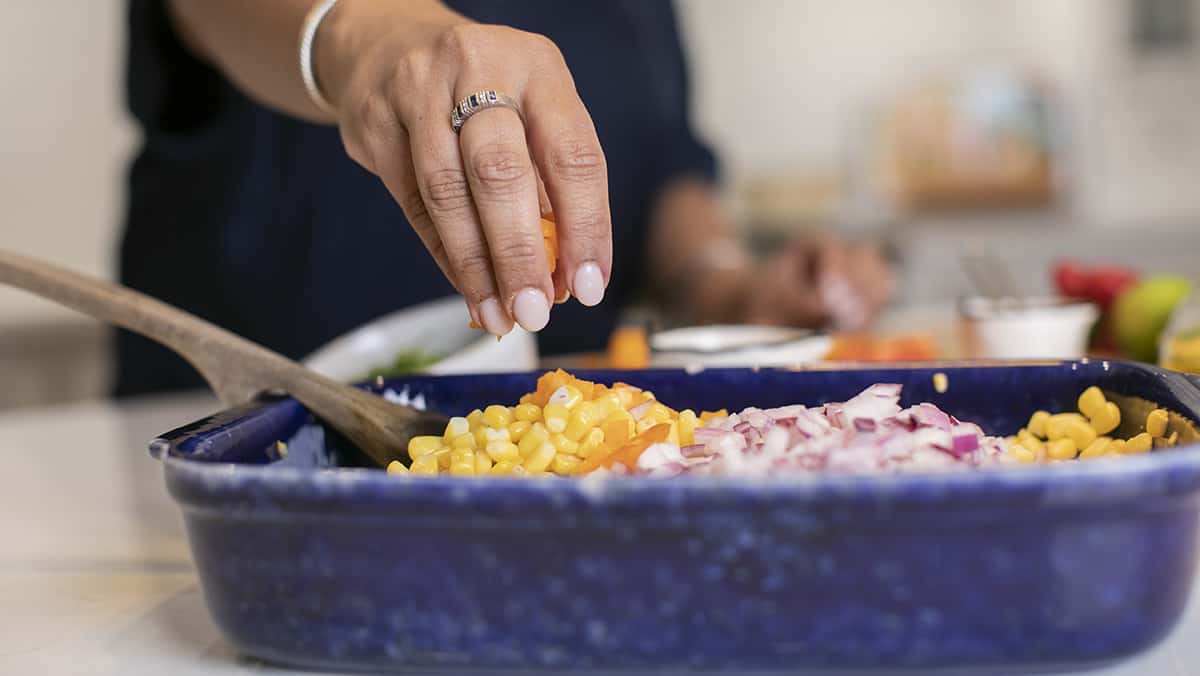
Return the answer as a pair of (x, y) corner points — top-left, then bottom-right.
(152, 361), (1200, 673)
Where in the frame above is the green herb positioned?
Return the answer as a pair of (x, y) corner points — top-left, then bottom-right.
(364, 350), (442, 379)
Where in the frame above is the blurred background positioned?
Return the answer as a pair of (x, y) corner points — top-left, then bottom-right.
(3, 0), (1200, 409)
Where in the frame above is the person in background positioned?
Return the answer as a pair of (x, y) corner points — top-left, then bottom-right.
(120, 0), (893, 396)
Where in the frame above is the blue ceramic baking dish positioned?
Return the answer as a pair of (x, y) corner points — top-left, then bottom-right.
(152, 361), (1200, 674)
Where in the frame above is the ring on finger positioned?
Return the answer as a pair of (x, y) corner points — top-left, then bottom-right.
(451, 90), (522, 134)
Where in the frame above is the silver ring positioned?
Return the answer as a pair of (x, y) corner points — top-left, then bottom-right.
(451, 90), (521, 133)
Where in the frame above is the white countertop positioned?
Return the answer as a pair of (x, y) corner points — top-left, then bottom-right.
(1, 394), (1197, 675)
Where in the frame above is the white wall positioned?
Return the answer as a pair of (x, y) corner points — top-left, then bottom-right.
(0, 1), (135, 325)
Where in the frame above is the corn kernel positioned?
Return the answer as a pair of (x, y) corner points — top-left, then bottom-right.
(1077, 386), (1107, 420)
(482, 405), (513, 429)
(1079, 437), (1114, 459)
(451, 433), (477, 450)
(489, 460), (517, 476)
(1027, 411), (1051, 438)
(386, 460), (409, 475)
(548, 385), (583, 409)
(510, 465), (529, 476)
(1167, 431), (1180, 447)
(475, 454), (493, 473)
(514, 403), (542, 422)
(544, 403), (570, 433)
(594, 392), (622, 417)
(551, 453), (582, 475)
(678, 409), (698, 446)
(1123, 432), (1153, 455)
(645, 402), (674, 425)
(1017, 429), (1046, 455)
(449, 459), (475, 476)
(508, 420), (532, 442)
(523, 441), (557, 473)
(434, 448), (452, 470)
(1046, 438), (1078, 460)
(485, 440), (520, 463)
(483, 427), (512, 444)
(1008, 443), (1037, 463)
(410, 454), (439, 475)
(1109, 439), (1127, 454)
(1089, 401), (1121, 436)
(1064, 418), (1097, 451)
(473, 427), (489, 449)
(551, 433), (580, 456)
(444, 416), (471, 440)
(932, 372), (949, 394)
(407, 436), (443, 459)
(1146, 409), (1169, 438)
(564, 402), (604, 441)
(466, 409), (484, 428)
(579, 428), (606, 458)
(1045, 413), (1087, 441)
(612, 385), (638, 409)
(518, 423), (550, 458)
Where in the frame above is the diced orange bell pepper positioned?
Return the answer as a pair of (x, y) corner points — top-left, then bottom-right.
(577, 422), (672, 474)
(469, 216), (560, 329)
(699, 409), (729, 424)
(607, 325), (650, 369)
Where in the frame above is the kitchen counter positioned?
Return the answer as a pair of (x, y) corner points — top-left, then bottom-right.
(2, 394), (1197, 675)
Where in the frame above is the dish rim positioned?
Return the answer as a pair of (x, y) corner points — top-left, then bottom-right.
(155, 361), (1200, 512)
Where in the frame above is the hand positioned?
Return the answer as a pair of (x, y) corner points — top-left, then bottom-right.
(738, 235), (894, 331)
(317, 0), (612, 335)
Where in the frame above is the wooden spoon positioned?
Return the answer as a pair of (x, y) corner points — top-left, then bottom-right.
(0, 249), (448, 467)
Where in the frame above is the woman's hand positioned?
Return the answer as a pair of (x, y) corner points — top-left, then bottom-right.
(739, 236), (895, 331)
(316, 0), (612, 334)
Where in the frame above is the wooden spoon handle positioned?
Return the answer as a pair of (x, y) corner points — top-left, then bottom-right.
(0, 249), (295, 405)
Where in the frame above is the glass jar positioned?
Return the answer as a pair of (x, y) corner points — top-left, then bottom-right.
(1159, 291), (1200, 374)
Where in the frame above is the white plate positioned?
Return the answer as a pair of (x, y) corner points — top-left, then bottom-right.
(650, 325), (832, 368)
(302, 296), (538, 381)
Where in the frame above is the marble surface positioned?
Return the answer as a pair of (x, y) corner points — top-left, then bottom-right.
(1, 393), (1197, 675)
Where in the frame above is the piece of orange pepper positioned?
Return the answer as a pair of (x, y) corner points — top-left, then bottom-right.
(577, 422), (672, 474)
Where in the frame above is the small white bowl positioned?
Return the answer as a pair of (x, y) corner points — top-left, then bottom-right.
(960, 296), (1098, 360)
(649, 325), (832, 368)
(302, 296), (538, 381)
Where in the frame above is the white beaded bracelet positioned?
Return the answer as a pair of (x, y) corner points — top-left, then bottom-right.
(298, 0), (341, 116)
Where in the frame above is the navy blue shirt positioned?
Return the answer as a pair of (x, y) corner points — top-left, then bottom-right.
(119, 0), (715, 396)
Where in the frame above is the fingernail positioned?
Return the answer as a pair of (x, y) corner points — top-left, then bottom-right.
(572, 262), (605, 307)
(513, 288), (551, 332)
(477, 297), (512, 336)
(466, 300), (481, 326)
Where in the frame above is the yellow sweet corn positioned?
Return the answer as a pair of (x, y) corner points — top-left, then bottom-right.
(579, 428), (606, 458)
(514, 403), (542, 422)
(1046, 438), (1078, 460)
(408, 436), (443, 459)
(1008, 443), (1037, 463)
(410, 454), (439, 475)
(1123, 433), (1153, 455)
(475, 453), (493, 474)
(490, 460), (518, 476)
(678, 409), (698, 446)
(1077, 386), (1107, 420)
(508, 420), (532, 443)
(544, 403), (570, 434)
(523, 441), (557, 473)
(1045, 413), (1088, 441)
(551, 453), (582, 475)
(1063, 418), (1097, 451)
(1079, 437), (1114, 460)
(1146, 409), (1169, 438)
(485, 440), (520, 463)
(518, 423), (550, 458)
(1017, 429), (1046, 456)
(386, 460), (409, 475)
(482, 405), (513, 429)
(548, 385), (584, 409)
(1027, 411), (1051, 438)
(1090, 402), (1121, 436)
